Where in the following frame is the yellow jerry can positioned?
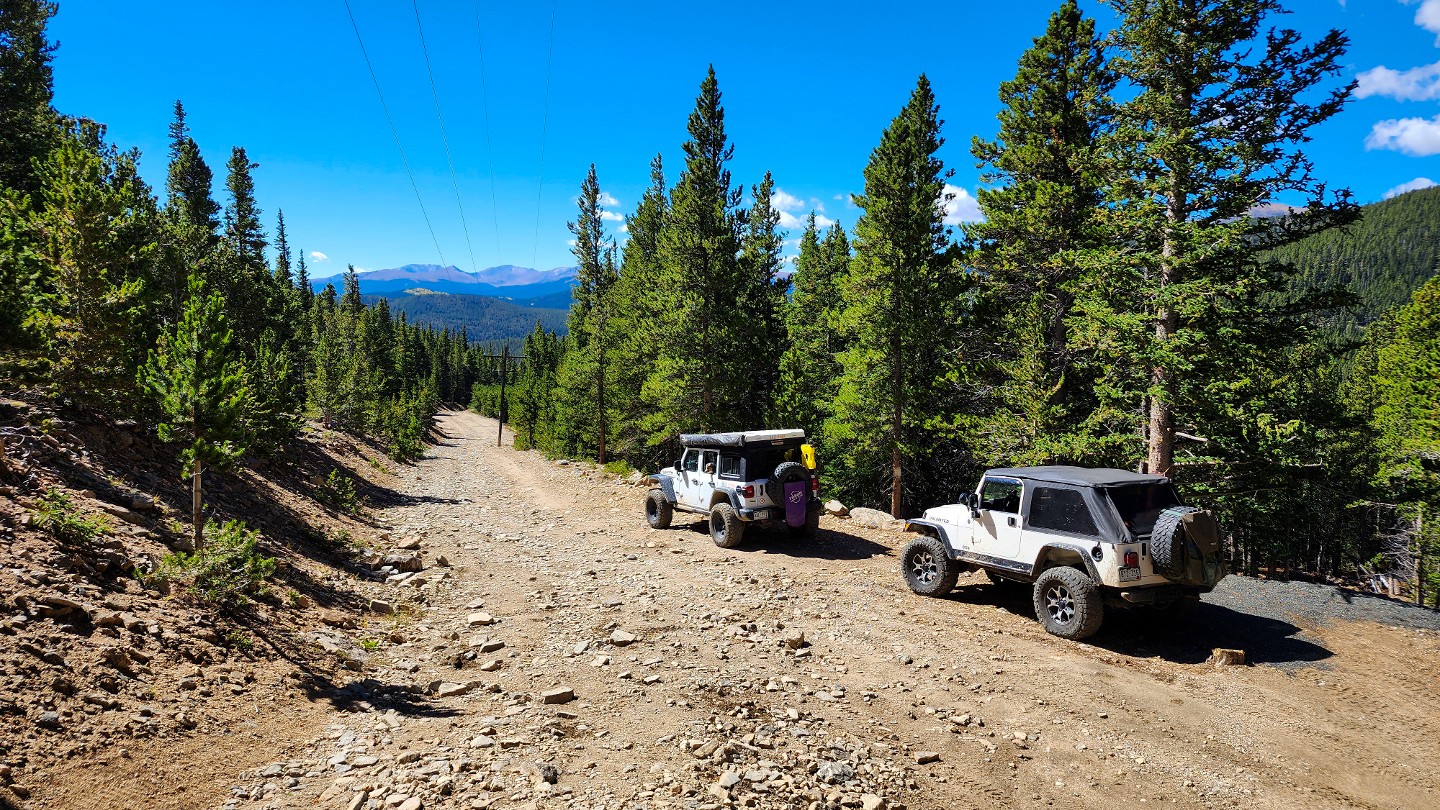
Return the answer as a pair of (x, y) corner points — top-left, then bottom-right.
(800, 443), (817, 470)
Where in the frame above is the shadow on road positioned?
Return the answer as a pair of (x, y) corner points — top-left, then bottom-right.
(304, 677), (461, 719)
(676, 520), (893, 560)
(946, 582), (1333, 667)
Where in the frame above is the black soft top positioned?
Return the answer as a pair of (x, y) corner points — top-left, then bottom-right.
(984, 465), (1169, 487)
(679, 429), (805, 449)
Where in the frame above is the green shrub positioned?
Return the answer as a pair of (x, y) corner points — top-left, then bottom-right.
(32, 488), (110, 545)
(150, 519), (275, 607)
(603, 459), (635, 478)
(321, 469), (361, 514)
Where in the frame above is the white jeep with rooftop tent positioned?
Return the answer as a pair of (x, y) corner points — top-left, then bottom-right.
(901, 466), (1226, 640)
(645, 429), (821, 548)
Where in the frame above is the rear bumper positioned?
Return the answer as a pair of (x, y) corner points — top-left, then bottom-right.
(1107, 584), (1207, 606)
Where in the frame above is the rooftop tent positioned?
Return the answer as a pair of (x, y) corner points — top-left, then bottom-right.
(678, 429), (806, 449)
(984, 466), (1170, 488)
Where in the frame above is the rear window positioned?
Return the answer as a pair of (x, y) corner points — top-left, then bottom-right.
(718, 454), (742, 478)
(1106, 484), (1181, 538)
(1028, 487), (1098, 536)
(744, 446), (802, 480)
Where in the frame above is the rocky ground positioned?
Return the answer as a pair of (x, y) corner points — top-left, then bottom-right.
(8, 410), (1440, 810)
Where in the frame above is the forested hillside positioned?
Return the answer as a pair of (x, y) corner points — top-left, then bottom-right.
(484, 1), (1440, 605)
(1274, 185), (1440, 332)
(0, 2), (498, 566)
(362, 290), (567, 343)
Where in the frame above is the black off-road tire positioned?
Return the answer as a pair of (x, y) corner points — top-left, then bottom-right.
(709, 503), (745, 548)
(767, 461), (809, 504)
(1032, 566), (1104, 640)
(1150, 506), (1204, 580)
(986, 569), (1026, 590)
(789, 506), (820, 539)
(902, 535), (959, 597)
(645, 489), (673, 529)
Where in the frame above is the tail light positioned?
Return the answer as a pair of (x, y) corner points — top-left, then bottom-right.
(810, 478), (820, 493)
(739, 485), (754, 498)
(1123, 551), (1139, 568)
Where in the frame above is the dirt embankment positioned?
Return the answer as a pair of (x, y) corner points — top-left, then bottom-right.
(8, 409), (1440, 810)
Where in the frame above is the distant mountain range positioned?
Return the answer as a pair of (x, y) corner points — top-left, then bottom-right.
(312, 263), (579, 308)
(361, 290), (568, 344)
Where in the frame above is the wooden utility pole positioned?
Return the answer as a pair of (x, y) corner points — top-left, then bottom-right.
(483, 347), (524, 448)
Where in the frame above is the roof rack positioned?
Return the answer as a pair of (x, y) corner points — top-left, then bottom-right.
(678, 429), (806, 449)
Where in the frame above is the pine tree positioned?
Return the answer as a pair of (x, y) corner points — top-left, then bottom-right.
(0, 0), (59, 200)
(1096, 0), (1357, 475)
(272, 209), (293, 288)
(736, 171), (787, 424)
(608, 154), (669, 465)
(554, 165), (619, 461)
(832, 75), (961, 517)
(25, 120), (157, 403)
(966, 0), (1119, 466)
(646, 67), (748, 435)
(775, 214), (848, 436)
(1368, 276), (1440, 605)
(295, 249), (313, 309)
(165, 101), (221, 234)
(142, 271), (250, 551)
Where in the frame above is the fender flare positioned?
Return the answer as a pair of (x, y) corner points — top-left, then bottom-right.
(655, 474), (677, 503)
(1032, 542), (1102, 582)
(905, 519), (958, 553)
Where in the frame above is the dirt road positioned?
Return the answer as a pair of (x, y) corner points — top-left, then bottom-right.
(209, 410), (1440, 810)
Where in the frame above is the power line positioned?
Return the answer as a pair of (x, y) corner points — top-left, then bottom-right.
(413, 0), (478, 274)
(531, 0), (558, 273)
(473, 0), (503, 269)
(343, 0), (447, 267)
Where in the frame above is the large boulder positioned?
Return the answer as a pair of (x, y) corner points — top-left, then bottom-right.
(848, 507), (901, 529)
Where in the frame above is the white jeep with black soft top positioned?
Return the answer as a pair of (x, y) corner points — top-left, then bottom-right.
(645, 430), (821, 548)
(901, 466), (1225, 640)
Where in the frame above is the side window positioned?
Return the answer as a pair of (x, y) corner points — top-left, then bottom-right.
(682, 451), (700, 473)
(701, 450), (718, 475)
(718, 454), (742, 479)
(1028, 487), (1099, 536)
(980, 478), (1023, 513)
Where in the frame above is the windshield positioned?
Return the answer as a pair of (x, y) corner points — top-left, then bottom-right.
(1106, 483), (1181, 538)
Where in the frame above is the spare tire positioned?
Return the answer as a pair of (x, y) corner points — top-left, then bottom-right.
(1150, 505), (1205, 580)
(766, 461), (809, 504)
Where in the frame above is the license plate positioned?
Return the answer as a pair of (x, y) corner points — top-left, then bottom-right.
(1119, 566), (1141, 582)
(751, 509), (773, 520)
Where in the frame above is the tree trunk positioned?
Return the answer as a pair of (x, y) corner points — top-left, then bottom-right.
(890, 328), (904, 519)
(192, 457), (203, 552)
(597, 335), (607, 465)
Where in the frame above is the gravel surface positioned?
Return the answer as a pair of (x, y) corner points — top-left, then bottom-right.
(1204, 575), (1440, 632)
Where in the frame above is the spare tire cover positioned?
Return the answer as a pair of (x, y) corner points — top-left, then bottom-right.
(767, 461), (809, 504)
(1150, 505), (1204, 581)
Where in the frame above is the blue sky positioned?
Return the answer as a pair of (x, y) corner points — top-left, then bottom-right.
(48, 0), (1440, 278)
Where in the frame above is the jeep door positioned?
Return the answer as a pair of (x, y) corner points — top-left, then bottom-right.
(973, 476), (1024, 559)
(694, 450), (719, 509)
(676, 450), (704, 508)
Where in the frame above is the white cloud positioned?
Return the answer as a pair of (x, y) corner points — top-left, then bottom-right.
(1248, 201), (1303, 218)
(1356, 61), (1440, 101)
(777, 210), (835, 230)
(1366, 114), (1440, 156)
(599, 191), (620, 208)
(309, 250), (330, 263)
(1414, 0), (1440, 43)
(942, 184), (983, 225)
(599, 210), (624, 222)
(1384, 176), (1438, 198)
(771, 188), (806, 212)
